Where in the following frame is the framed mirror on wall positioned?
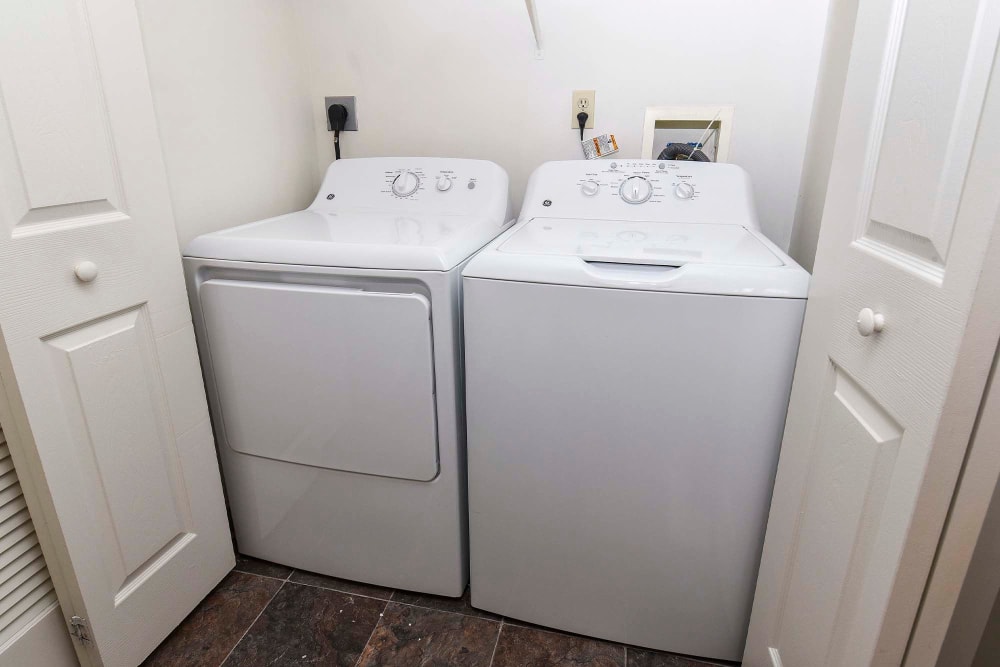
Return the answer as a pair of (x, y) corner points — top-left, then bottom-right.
(641, 105), (734, 162)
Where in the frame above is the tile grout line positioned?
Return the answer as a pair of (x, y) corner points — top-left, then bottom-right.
(278, 578), (395, 604)
(390, 600), (501, 623)
(486, 619), (504, 667)
(501, 618), (596, 640)
(353, 598), (391, 667)
(232, 568), (292, 584)
(280, 578), (498, 623)
(218, 579), (286, 667)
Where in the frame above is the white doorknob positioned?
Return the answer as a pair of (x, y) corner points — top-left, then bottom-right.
(74, 261), (98, 283)
(856, 308), (885, 336)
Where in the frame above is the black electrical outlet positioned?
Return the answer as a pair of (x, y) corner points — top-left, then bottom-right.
(325, 96), (358, 131)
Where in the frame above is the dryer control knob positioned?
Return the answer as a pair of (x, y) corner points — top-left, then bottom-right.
(392, 171), (421, 197)
(674, 182), (696, 199)
(619, 176), (652, 204)
(435, 176), (452, 192)
(581, 180), (600, 196)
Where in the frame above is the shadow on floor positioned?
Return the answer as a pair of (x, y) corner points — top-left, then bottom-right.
(143, 556), (738, 667)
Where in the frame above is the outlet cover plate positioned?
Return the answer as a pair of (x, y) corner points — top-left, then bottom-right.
(325, 96), (358, 131)
(571, 90), (595, 129)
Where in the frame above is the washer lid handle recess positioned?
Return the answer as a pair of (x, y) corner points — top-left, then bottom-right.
(581, 260), (683, 283)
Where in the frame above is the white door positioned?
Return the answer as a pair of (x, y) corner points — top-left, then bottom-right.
(744, 1), (1000, 666)
(0, 1), (234, 666)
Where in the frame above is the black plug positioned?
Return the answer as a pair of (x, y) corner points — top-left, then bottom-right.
(328, 104), (349, 160)
(577, 111), (588, 141)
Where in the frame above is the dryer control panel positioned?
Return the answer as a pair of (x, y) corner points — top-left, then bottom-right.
(519, 160), (759, 230)
(309, 157), (510, 221)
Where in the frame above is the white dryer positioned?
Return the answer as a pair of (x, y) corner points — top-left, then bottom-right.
(463, 160), (808, 660)
(184, 157), (510, 596)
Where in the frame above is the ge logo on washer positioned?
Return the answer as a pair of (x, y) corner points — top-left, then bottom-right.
(543, 200), (552, 207)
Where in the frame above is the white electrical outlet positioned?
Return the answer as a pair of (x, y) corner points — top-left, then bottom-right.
(571, 90), (595, 129)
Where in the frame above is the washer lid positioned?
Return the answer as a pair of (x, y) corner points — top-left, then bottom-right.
(183, 209), (509, 271)
(499, 218), (783, 267)
(465, 217), (810, 298)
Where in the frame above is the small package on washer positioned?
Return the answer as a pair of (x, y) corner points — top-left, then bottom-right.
(581, 134), (619, 160)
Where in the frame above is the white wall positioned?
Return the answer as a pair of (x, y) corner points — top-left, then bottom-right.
(292, 0), (831, 250)
(136, 0), (319, 248)
(788, 0), (861, 270)
(936, 356), (1000, 667)
(935, 474), (1000, 667)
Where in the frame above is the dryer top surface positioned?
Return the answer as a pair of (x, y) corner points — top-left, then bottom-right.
(185, 157), (511, 271)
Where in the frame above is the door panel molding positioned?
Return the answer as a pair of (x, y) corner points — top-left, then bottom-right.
(43, 305), (196, 595)
(0, 0), (128, 230)
(852, 0), (1000, 282)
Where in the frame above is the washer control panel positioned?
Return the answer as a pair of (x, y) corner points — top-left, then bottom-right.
(587, 161), (702, 205)
(520, 160), (758, 228)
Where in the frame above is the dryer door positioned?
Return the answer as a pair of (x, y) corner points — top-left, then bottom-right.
(199, 279), (438, 481)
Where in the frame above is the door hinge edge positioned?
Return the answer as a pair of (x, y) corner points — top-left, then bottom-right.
(69, 615), (91, 644)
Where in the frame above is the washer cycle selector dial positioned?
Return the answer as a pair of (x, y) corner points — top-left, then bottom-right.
(392, 171), (421, 197)
(581, 180), (600, 196)
(619, 176), (652, 204)
(674, 182), (696, 200)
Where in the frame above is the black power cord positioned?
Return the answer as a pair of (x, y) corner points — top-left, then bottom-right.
(577, 111), (588, 141)
(327, 104), (349, 160)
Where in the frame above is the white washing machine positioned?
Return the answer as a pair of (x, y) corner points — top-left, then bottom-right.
(463, 160), (808, 660)
(184, 157), (510, 596)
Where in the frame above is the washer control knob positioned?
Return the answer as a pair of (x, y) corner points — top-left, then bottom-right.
(619, 176), (652, 204)
(674, 182), (696, 199)
(435, 175), (452, 192)
(391, 171), (421, 197)
(581, 180), (600, 196)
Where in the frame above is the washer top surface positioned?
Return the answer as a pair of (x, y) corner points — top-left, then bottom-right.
(499, 218), (783, 268)
(184, 157), (511, 271)
(464, 160), (809, 298)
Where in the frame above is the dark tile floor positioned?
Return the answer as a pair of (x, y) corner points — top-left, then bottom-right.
(144, 556), (737, 667)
